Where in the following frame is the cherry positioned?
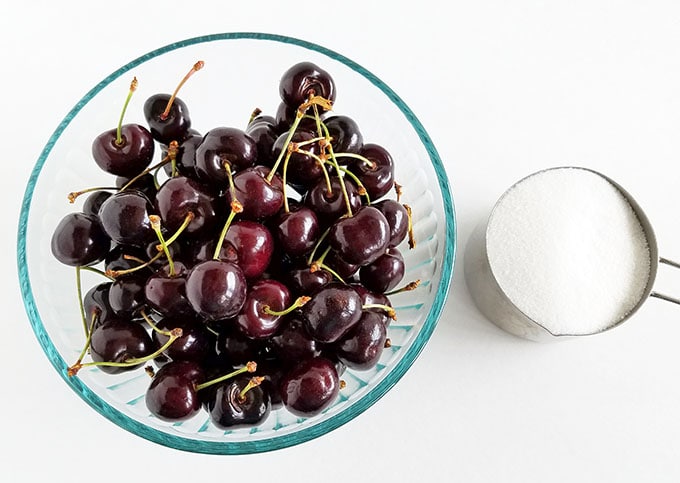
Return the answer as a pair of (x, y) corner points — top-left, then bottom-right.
(334, 311), (387, 371)
(162, 132), (202, 178)
(145, 360), (205, 421)
(279, 61), (336, 109)
(328, 205), (390, 266)
(155, 176), (220, 237)
(359, 247), (405, 293)
(324, 115), (363, 154)
(235, 279), (291, 339)
(194, 127), (258, 189)
(270, 314), (321, 365)
(150, 316), (216, 364)
(303, 176), (362, 228)
(144, 262), (194, 317)
(82, 191), (112, 217)
(144, 61), (204, 145)
(51, 212), (110, 267)
(207, 376), (271, 429)
(271, 129), (324, 190)
(227, 165), (284, 220)
(89, 318), (155, 374)
(108, 275), (147, 318)
(115, 173), (158, 202)
(373, 199), (410, 247)
(98, 190), (156, 247)
(104, 244), (150, 276)
(300, 282), (363, 343)
(82, 282), (115, 329)
(214, 326), (267, 367)
(92, 78), (155, 177)
(279, 357), (339, 417)
(347, 143), (395, 201)
(273, 203), (320, 257)
(185, 260), (247, 321)
(223, 220), (274, 280)
(245, 114), (278, 166)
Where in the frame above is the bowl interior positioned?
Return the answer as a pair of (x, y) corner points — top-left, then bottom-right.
(18, 33), (455, 454)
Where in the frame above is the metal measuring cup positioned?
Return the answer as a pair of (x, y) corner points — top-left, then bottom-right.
(464, 166), (679, 342)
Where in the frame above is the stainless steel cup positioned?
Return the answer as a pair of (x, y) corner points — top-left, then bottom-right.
(465, 166), (677, 342)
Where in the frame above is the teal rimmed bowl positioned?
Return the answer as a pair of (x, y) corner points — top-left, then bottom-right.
(18, 32), (455, 454)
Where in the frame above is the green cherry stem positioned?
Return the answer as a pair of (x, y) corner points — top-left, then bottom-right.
(307, 225), (332, 266)
(68, 328), (183, 377)
(213, 206), (241, 260)
(67, 187), (118, 204)
(238, 376), (265, 402)
(333, 152), (377, 170)
(155, 211), (195, 250)
(363, 303), (397, 320)
(149, 215), (175, 276)
(106, 251), (164, 278)
(262, 296), (311, 317)
(140, 309), (175, 337)
(325, 143), (353, 217)
(80, 265), (116, 280)
(194, 362), (258, 392)
(115, 77), (138, 146)
(322, 160), (371, 205)
(404, 204), (416, 249)
(75, 266), (88, 336)
(384, 279), (421, 296)
(161, 60), (204, 121)
(120, 141), (179, 191)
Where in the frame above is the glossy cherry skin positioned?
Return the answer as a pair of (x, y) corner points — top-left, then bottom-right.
(235, 279), (291, 339)
(162, 133), (202, 178)
(273, 203), (320, 257)
(271, 314), (321, 365)
(214, 326), (267, 367)
(89, 318), (155, 374)
(300, 282), (363, 343)
(155, 176), (220, 237)
(108, 275), (147, 318)
(51, 212), (110, 267)
(283, 266), (333, 298)
(227, 165), (284, 220)
(208, 376), (271, 429)
(144, 262), (194, 317)
(82, 191), (112, 217)
(185, 260), (247, 321)
(144, 94), (192, 145)
(279, 61), (336, 108)
(334, 311), (387, 371)
(349, 143), (395, 201)
(92, 124), (155, 177)
(303, 176), (362, 228)
(98, 190), (156, 247)
(194, 127), (258, 189)
(328, 205), (390, 266)
(325, 115), (363, 154)
(151, 316), (216, 364)
(116, 173), (158, 202)
(359, 247), (405, 293)
(223, 220), (274, 280)
(373, 199), (409, 247)
(145, 360), (205, 421)
(83, 282), (115, 329)
(271, 129), (324, 189)
(245, 115), (278, 166)
(279, 356), (339, 417)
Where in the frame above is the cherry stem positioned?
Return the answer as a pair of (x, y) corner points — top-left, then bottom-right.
(394, 182), (403, 202)
(307, 225), (331, 266)
(68, 328), (183, 376)
(238, 376), (265, 403)
(213, 208), (240, 260)
(325, 143), (353, 217)
(384, 279), (421, 296)
(362, 303), (397, 320)
(248, 107), (262, 125)
(106, 251), (164, 278)
(404, 203), (416, 249)
(116, 77), (138, 146)
(294, 147), (333, 196)
(161, 61), (204, 121)
(68, 187), (118, 204)
(333, 152), (377, 170)
(262, 296), (311, 317)
(156, 211), (194, 250)
(194, 362), (258, 392)
(71, 313), (97, 374)
(281, 149), (293, 213)
(322, 160), (370, 204)
(140, 309), (175, 337)
(149, 215), (175, 276)
(75, 266), (88, 336)
(310, 260), (346, 284)
(119, 141), (178, 191)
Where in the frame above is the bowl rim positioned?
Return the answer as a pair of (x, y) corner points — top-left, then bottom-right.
(17, 31), (457, 454)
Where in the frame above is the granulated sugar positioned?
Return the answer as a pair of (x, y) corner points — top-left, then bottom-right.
(486, 167), (651, 335)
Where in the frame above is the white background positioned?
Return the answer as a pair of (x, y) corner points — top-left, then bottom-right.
(4, 1), (680, 481)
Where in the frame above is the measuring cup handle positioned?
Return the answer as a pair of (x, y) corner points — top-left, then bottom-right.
(650, 258), (680, 306)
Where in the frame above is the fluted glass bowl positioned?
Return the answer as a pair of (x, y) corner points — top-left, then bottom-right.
(18, 33), (455, 454)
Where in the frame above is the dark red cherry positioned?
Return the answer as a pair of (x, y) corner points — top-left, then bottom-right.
(223, 220), (274, 280)
(51, 212), (110, 267)
(162, 132), (202, 178)
(328, 205), (390, 266)
(145, 360), (205, 421)
(227, 165), (284, 220)
(325, 115), (363, 154)
(235, 279), (291, 339)
(155, 176), (220, 237)
(334, 311), (387, 371)
(98, 190), (156, 247)
(280, 356), (339, 417)
(373, 199), (409, 247)
(116, 173), (158, 201)
(283, 266), (333, 298)
(185, 260), (247, 321)
(359, 247), (405, 293)
(208, 376), (271, 429)
(194, 127), (258, 189)
(271, 314), (321, 365)
(83, 282), (115, 329)
(108, 275), (147, 318)
(89, 318), (154, 374)
(143, 94), (192, 145)
(273, 204), (320, 257)
(303, 176), (362, 228)
(271, 129), (324, 189)
(279, 61), (336, 108)
(92, 124), (155, 177)
(245, 115), (278, 165)
(300, 282), (363, 343)
(144, 262), (194, 317)
(151, 316), (216, 364)
(349, 143), (395, 201)
(82, 191), (112, 217)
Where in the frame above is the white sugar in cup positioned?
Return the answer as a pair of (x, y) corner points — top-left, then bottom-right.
(465, 166), (668, 341)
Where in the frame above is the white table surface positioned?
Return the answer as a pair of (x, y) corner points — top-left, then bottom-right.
(4, 1), (680, 482)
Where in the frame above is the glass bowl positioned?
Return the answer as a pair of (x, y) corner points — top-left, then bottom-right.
(18, 32), (456, 454)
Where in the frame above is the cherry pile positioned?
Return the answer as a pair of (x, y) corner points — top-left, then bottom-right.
(50, 60), (418, 430)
